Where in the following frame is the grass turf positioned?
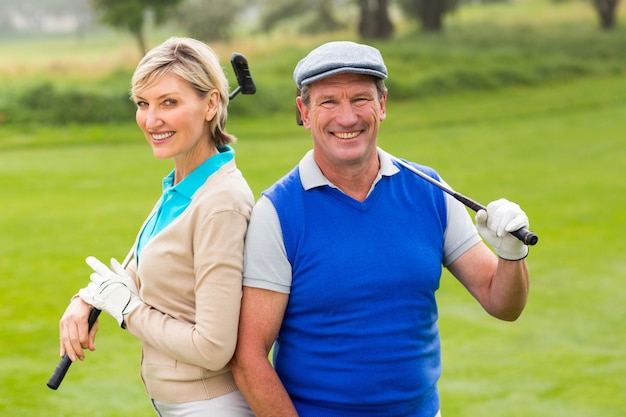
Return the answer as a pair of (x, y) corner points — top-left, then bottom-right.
(1, 74), (624, 416)
(1, 0), (625, 414)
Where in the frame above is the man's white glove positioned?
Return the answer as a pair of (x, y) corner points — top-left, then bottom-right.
(475, 198), (529, 261)
(78, 256), (141, 328)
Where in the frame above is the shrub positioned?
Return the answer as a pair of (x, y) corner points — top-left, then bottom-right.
(3, 83), (136, 125)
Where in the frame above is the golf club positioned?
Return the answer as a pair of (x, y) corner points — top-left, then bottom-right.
(393, 156), (538, 246)
(47, 53), (256, 390)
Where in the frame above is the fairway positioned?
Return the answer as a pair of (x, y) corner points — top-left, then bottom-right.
(1, 73), (625, 416)
(2, 0), (626, 413)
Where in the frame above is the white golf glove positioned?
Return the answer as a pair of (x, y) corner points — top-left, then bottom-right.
(475, 198), (529, 261)
(78, 256), (141, 328)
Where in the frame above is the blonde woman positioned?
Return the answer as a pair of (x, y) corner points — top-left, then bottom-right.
(59, 37), (254, 417)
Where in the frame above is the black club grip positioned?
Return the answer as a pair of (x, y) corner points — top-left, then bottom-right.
(510, 227), (538, 246)
(454, 192), (538, 246)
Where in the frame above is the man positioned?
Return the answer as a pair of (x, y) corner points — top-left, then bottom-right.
(231, 41), (531, 417)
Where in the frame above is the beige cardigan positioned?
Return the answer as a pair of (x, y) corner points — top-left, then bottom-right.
(124, 159), (254, 402)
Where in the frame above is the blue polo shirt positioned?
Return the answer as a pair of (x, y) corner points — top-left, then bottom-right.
(137, 146), (234, 257)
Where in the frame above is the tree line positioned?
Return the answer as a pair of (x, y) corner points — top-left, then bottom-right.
(0, 0), (621, 55)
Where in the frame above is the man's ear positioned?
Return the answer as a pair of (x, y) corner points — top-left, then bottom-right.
(296, 96), (310, 129)
(379, 90), (388, 122)
(295, 88), (303, 125)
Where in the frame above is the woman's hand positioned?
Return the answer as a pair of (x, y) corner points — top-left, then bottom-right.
(59, 295), (98, 361)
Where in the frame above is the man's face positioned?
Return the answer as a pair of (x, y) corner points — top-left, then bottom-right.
(297, 73), (387, 172)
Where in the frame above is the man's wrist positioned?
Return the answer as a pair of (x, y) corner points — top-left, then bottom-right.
(497, 247), (529, 261)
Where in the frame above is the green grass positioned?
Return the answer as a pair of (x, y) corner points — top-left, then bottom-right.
(1, 1), (626, 415)
(1, 74), (625, 416)
(382, 78), (626, 416)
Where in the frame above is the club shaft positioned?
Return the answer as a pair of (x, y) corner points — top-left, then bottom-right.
(394, 157), (538, 246)
(228, 86), (242, 100)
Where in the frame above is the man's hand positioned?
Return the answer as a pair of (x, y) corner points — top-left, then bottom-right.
(476, 198), (529, 261)
(78, 256), (141, 328)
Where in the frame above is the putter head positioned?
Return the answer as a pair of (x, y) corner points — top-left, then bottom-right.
(229, 53), (256, 100)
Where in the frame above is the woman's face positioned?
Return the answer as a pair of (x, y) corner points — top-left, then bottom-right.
(134, 73), (219, 170)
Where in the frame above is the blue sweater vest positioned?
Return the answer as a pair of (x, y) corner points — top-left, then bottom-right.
(264, 161), (447, 416)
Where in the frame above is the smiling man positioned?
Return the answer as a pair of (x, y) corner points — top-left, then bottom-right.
(230, 41), (532, 417)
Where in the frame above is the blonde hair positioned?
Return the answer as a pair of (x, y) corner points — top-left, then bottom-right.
(131, 37), (235, 147)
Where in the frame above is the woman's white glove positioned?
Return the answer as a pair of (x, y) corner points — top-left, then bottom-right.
(78, 256), (141, 328)
(475, 198), (529, 261)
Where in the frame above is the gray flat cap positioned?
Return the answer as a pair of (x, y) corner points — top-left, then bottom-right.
(293, 41), (388, 89)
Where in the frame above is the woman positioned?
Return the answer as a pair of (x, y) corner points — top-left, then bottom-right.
(58, 37), (255, 416)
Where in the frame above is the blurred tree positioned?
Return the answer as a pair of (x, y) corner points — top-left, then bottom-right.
(358, 0), (394, 39)
(592, 0), (620, 29)
(398, 0), (459, 32)
(258, 0), (396, 38)
(173, 0), (249, 41)
(258, 0), (306, 32)
(258, 0), (341, 34)
(91, 0), (182, 55)
(304, 0), (342, 34)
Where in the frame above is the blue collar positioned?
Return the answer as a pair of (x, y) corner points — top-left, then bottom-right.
(162, 145), (234, 199)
